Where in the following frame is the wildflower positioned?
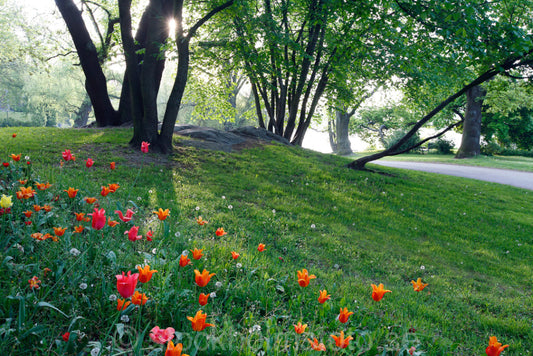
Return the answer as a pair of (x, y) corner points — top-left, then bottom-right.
(74, 225), (84, 233)
(199, 293), (209, 306)
(62, 149), (74, 161)
(33, 204), (42, 212)
(228, 204), (233, 209)
(297, 269), (316, 287)
(179, 254), (191, 267)
(257, 243), (266, 252)
(74, 213), (86, 221)
(100, 186), (110, 197)
(0, 195), (13, 208)
(62, 332), (70, 342)
(64, 187), (79, 198)
(70, 248), (81, 256)
(194, 269), (215, 287)
(86, 158), (94, 168)
(338, 307), (354, 323)
(110, 162), (116, 170)
(42, 205), (52, 212)
(420, 265), (425, 270)
(165, 341), (189, 356)
(209, 292), (216, 298)
(18, 179), (27, 185)
(120, 315), (130, 323)
(17, 187), (36, 199)
(10, 153), (21, 162)
(107, 183), (120, 193)
(53, 227), (67, 237)
(411, 278), (429, 292)
(310, 224), (316, 229)
(2, 162), (8, 167)
(89, 208), (106, 230)
(486, 336), (509, 356)
(29, 276), (41, 289)
(141, 141), (150, 153)
(85, 197), (97, 204)
(215, 227), (227, 236)
(35, 182), (51, 190)
(125, 226), (142, 241)
(191, 248), (203, 260)
(144, 230), (153, 241)
(231, 251), (240, 260)
(137, 265), (158, 283)
(187, 310), (214, 331)
(196, 216), (208, 225)
(79, 283), (88, 290)
(116, 299), (131, 311)
(331, 331), (353, 349)
(116, 271), (139, 298)
(150, 326), (176, 344)
(236, 263), (242, 269)
(250, 325), (261, 333)
(215, 281), (222, 288)
(108, 218), (119, 227)
(371, 283), (392, 302)
(294, 322), (307, 334)
(318, 290), (331, 304)
(131, 291), (148, 305)
(308, 338), (326, 351)
(31, 233), (45, 241)
(115, 208), (135, 222)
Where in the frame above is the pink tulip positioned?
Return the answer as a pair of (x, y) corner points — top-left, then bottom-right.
(115, 209), (135, 222)
(88, 208), (106, 230)
(125, 226), (142, 241)
(149, 326), (175, 344)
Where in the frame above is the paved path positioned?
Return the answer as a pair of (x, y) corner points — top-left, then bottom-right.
(373, 161), (533, 191)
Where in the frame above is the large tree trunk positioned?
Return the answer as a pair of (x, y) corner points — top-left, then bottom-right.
(54, 0), (119, 127)
(73, 94), (92, 127)
(455, 85), (486, 158)
(335, 110), (353, 155)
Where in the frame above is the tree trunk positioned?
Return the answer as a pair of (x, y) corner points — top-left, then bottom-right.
(73, 94), (92, 127)
(455, 85), (486, 158)
(328, 117), (338, 153)
(54, 0), (119, 127)
(335, 110), (352, 155)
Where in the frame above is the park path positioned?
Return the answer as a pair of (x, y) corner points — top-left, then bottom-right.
(373, 160), (533, 191)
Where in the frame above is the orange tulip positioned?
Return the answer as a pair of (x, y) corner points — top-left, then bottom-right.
(338, 307), (354, 323)
(31, 233), (45, 241)
(28, 276), (41, 289)
(23, 210), (33, 218)
(17, 186), (36, 199)
(153, 208), (170, 221)
(33, 204), (42, 212)
(411, 278), (429, 292)
(53, 227), (67, 237)
(100, 186), (110, 197)
(35, 182), (51, 190)
(318, 289), (331, 304)
(85, 197), (97, 204)
(331, 331), (353, 349)
(194, 269), (215, 287)
(107, 218), (119, 227)
(110, 162), (116, 170)
(131, 291), (148, 305)
(198, 293), (209, 306)
(308, 338), (326, 351)
(74, 225), (84, 233)
(297, 269), (316, 287)
(179, 254), (191, 267)
(165, 341), (189, 356)
(294, 322), (307, 334)
(196, 216), (208, 225)
(371, 283), (392, 302)
(64, 187), (79, 198)
(108, 183), (120, 193)
(486, 336), (509, 356)
(186, 310), (214, 331)
(11, 154), (21, 162)
(137, 265), (158, 283)
(190, 248), (203, 260)
(231, 251), (240, 260)
(74, 213), (85, 221)
(18, 179), (27, 185)
(43, 205), (52, 212)
(257, 243), (266, 252)
(215, 227), (227, 236)
(116, 299), (131, 311)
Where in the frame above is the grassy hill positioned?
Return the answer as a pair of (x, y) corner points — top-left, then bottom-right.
(0, 127), (531, 355)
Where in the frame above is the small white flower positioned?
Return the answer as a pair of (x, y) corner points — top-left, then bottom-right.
(215, 281), (222, 288)
(305, 182), (309, 186)
(25, 155), (30, 160)
(310, 224), (316, 229)
(175, 231), (181, 237)
(506, 250), (510, 254)
(70, 248), (81, 256)
(249, 325), (261, 333)
(79, 283), (88, 290)
(90, 348), (101, 356)
(182, 250), (189, 256)
(400, 193), (404, 196)
(420, 265), (425, 270)
(272, 209), (276, 214)
(151, 248), (157, 254)
(236, 263), (242, 269)
(149, 190), (153, 194)
(333, 264), (340, 269)
(195, 206), (200, 211)
(210, 292), (217, 298)
(222, 196), (226, 199)
(120, 315), (129, 323)
(14, 243), (24, 253)
(109, 294), (117, 301)
(228, 205), (233, 210)
(137, 197), (141, 201)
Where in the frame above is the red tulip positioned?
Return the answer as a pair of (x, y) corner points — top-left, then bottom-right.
(89, 208), (106, 230)
(86, 158), (94, 168)
(115, 271), (139, 298)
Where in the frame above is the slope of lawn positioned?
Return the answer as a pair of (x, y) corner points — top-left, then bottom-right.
(0, 127), (531, 355)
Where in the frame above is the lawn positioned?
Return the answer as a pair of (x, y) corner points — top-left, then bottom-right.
(0, 127), (531, 355)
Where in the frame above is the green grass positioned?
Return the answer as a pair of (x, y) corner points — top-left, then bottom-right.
(350, 151), (533, 172)
(1, 127), (532, 355)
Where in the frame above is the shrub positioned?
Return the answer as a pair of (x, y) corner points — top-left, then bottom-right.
(433, 138), (455, 154)
(384, 130), (421, 153)
(480, 142), (503, 156)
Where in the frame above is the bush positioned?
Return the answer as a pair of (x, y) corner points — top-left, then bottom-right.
(499, 149), (533, 158)
(480, 142), (503, 156)
(432, 138), (455, 154)
(384, 130), (421, 153)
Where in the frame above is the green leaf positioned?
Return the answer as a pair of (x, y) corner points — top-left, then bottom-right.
(36, 301), (69, 318)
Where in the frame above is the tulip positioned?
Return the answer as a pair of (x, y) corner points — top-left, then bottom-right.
(196, 216), (207, 225)
(257, 243), (266, 252)
(62, 149), (74, 161)
(179, 254), (191, 267)
(486, 336), (509, 356)
(64, 187), (79, 198)
(215, 227), (227, 236)
(116, 299), (131, 311)
(191, 248), (203, 260)
(146, 230), (153, 241)
(108, 219), (119, 227)
(28, 276), (41, 289)
(89, 208), (106, 230)
(85, 197), (97, 204)
(371, 283), (392, 302)
(53, 227), (67, 237)
(116, 271), (139, 298)
(35, 182), (51, 190)
(0, 194), (13, 208)
(86, 158), (94, 168)
(17, 187), (35, 199)
(131, 290), (148, 305)
(43, 205), (52, 212)
(137, 265), (158, 283)
(194, 269), (215, 287)
(125, 226), (142, 241)
(115, 209), (135, 222)
(23, 210), (33, 218)
(74, 225), (84, 233)
(153, 208), (170, 220)
(231, 251), (240, 260)
(110, 162), (116, 170)
(338, 307), (354, 323)
(108, 183), (120, 193)
(150, 326), (175, 344)
(62, 332), (70, 342)
(11, 154), (21, 162)
(186, 310), (214, 331)
(294, 322), (307, 334)
(198, 293), (209, 306)
(411, 278), (429, 292)
(100, 186), (110, 197)
(141, 141), (150, 153)
(2, 162), (8, 167)
(308, 338), (326, 351)
(165, 341), (189, 356)
(74, 212), (85, 221)
(318, 289), (331, 304)
(331, 331), (353, 349)
(297, 269), (316, 287)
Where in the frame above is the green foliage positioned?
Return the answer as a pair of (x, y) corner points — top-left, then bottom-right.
(384, 129), (421, 153)
(431, 138), (455, 155)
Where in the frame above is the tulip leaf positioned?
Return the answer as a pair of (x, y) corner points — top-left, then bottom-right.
(36, 301), (68, 318)
(115, 323), (125, 339)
